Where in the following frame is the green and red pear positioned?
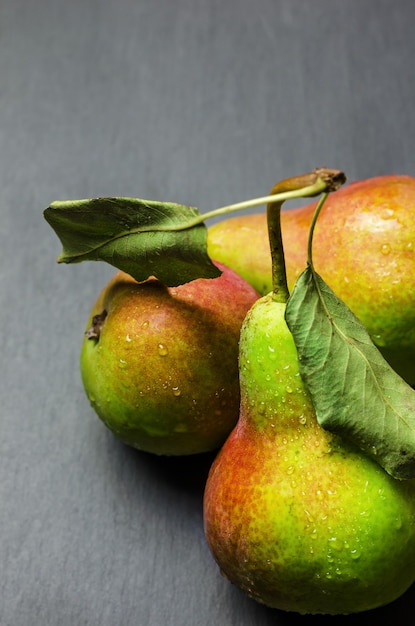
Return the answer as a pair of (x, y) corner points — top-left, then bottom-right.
(204, 294), (415, 614)
(80, 262), (259, 455)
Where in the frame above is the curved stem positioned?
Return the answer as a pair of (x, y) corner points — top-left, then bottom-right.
(198, 186), (322, 223)
(164, 185), (328, 232)
(266, 169), (346, 303)
(307, 192), (329, 268)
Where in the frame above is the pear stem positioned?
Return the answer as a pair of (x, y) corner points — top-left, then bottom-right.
(307, 192), (329, 268)
(266, 169), (346, 303)
(164, 187), (331, 231)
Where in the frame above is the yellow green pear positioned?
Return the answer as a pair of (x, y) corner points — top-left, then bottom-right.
(207, 175), (415, 383)
(80, 262), (259, 455)
(203, 295), (415, 614)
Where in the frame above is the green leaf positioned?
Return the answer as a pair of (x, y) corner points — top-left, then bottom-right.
(43, 197), (221, 286)
(285, 267), (415, 480)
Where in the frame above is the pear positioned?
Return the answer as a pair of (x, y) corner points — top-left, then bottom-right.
(203, 172), (415, 615)
(80, 262), (259, 455)
(207, 175), (415, 383)
(208, 212), (274, 295)
(203, 296), (415, 614)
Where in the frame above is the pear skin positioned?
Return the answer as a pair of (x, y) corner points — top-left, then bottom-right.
(207, 175), (415, 383)
(208, 213), (274, 295)
(80, 262), (259, 455)
(203, 294), (415, 614)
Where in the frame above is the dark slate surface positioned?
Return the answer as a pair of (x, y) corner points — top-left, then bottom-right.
(1, 1), (415, 624)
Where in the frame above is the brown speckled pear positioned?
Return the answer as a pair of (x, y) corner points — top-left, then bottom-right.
(203, 293), (415, 614)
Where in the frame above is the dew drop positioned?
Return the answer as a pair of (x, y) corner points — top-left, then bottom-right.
(285, 385), (293, 394)
(329, 538), (343, 552)
(406, 241), (413, 250)
(172, 386), (181, 397)
(381, 243), (391, 255)
(257, 402), (266, 415)
(350, 548), (361, 560)
(381, 208), (395, 220)
(286, 466), (294, 475)
(267, 345), (276, 360)
(158, 344), (169, 356)
(298, 414), (307, 425)
(125, 334), (132, 343)
(142, 321), (149, 329)
(118, 359), (128, 369)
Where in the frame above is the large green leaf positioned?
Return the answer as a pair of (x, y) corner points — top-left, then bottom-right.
(285, 267), (415, 480)
(43, 197), (221, 286)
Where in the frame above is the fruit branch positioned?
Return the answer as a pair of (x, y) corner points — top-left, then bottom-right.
(169, 186), (326, 230)
(44, 168), (345, 289)
(266, 169), (346, 303)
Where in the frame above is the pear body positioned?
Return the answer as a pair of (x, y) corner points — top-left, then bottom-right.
(203, 294), (415, 614)
(207, 175), (415, 383)
(80, 263), (259, 455)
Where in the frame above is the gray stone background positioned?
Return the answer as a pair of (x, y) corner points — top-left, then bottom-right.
(1, 1), (415, 624)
